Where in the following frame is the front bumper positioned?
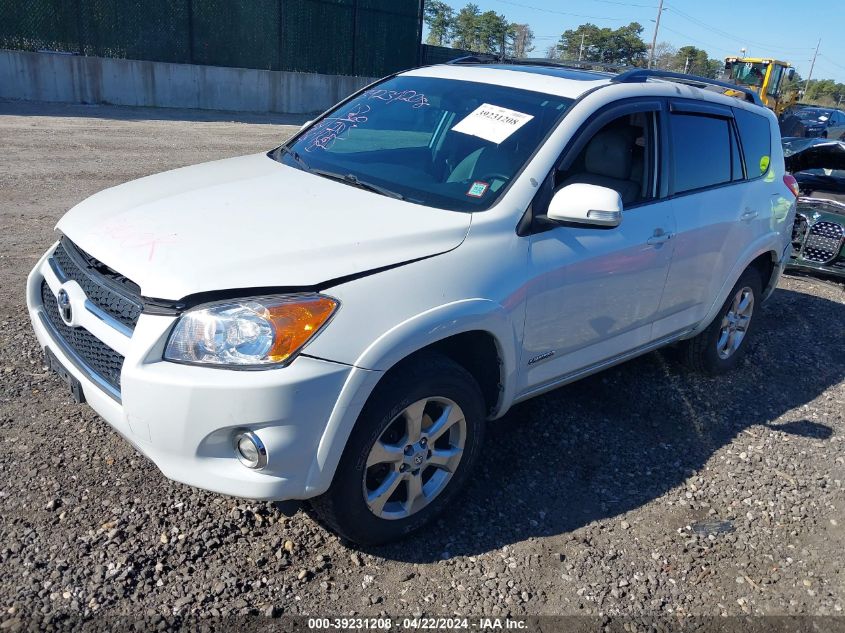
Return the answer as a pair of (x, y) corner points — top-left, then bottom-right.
(26, 244), (360, 500)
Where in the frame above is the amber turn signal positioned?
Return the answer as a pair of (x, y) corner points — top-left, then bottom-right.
(264, 296), (338, 362)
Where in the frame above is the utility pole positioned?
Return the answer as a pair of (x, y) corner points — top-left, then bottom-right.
(578, 32), (585, 61)
(805, 38), (821, 93)
(684, 56), (690, 74)
(647, 0), (664, 69)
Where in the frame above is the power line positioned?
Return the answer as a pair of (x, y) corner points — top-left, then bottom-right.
(568, 0), (656, 7)
(657, 24), (734, 56)
(664, 5), (816, 55)
(817, 54), (845, 72)
(492, 0), (625, 21)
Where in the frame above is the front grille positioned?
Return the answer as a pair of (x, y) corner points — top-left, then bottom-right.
(800, 221), (845, 264)
(52, 239), (142, 330)
(41, 280), (124, 393)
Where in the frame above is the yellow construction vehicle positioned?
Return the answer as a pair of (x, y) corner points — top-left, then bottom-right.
(723, 57), (796, 114)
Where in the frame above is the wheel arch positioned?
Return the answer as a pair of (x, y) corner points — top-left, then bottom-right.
(304, 299), (519, 497)
(688, 239), (784, 338)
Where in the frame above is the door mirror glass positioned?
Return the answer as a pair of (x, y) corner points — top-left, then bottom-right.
(547, 183), (623, 227)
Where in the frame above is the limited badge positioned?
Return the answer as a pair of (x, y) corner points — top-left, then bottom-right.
(467, 181), (489, 198)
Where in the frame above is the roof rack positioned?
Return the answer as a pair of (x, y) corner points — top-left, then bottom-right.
(446, 54), (502, 64)
(612, 69), (763, 106)
(445, 55), (628, 74)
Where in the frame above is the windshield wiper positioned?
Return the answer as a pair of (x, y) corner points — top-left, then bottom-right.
(278, 145), (311, 171)
(309, 169), (406, 201)
(278, 147), (405, 200)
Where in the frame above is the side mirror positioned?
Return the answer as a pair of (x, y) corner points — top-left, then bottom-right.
(300, 119), (314, 131)
(787, 68), (795, 81)
(546, 183), (623, 228)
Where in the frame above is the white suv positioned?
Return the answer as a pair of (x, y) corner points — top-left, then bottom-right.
(27, 61), (797, 544)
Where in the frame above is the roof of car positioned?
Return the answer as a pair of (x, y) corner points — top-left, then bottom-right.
(404, 62), (768, 111)
(402, 63), (612, 100)
(469, 63), (615, 82)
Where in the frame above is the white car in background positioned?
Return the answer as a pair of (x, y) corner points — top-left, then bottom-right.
(27, 60), (796, 544)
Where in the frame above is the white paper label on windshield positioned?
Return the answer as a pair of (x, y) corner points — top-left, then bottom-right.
(452, 103), (534, 144)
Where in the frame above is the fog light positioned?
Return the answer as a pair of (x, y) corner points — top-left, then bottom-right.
(234, 431), (267, 470)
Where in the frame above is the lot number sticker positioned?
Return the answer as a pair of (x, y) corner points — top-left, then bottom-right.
(452, 103), (534, 144)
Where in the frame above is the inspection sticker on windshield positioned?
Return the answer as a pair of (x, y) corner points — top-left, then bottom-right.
(452, 103), (534, 144)
(467, 181), (489, 198)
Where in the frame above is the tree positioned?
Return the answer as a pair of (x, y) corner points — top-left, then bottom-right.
(804, 78), (845, 106)
(424, 0), (455, 47)
(553, 22), (647, 66)
(452, 4), (511, 56)
(650, 41), (676, 70)
(452, 4), (481, 51)
(508, 23), (534, 59)
(670, 46), (720, 78)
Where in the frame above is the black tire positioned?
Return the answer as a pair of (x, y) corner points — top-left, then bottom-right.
(679, 266), (762, 375)
(309, 351), (486, 546)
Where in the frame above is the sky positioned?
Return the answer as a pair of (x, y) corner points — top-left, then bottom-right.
(425, 0), (845, 84)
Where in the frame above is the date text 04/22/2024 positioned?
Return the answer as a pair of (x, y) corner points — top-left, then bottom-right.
(306, 617), (528, 630)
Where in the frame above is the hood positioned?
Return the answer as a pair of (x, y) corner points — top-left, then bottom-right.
(57, 153), (471, 300)
(783, 138), (845, 205)
(783, 138), (845, 173)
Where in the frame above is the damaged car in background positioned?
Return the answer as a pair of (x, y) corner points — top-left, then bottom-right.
(784, 137), (845, 280)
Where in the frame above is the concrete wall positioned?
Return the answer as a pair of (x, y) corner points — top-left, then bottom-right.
(0, 49), (378, 114)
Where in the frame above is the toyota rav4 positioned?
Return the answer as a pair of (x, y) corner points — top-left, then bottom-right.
(27, 61), (797, 544)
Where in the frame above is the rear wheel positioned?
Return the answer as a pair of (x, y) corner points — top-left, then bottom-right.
(679, 267), (762, 375)
(309, 352), (485, 545)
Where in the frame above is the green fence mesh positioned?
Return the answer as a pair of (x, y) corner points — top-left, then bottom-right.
(0, 0), (422, 77)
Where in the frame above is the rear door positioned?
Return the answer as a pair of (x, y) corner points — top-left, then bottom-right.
(651, 100), (749, 339)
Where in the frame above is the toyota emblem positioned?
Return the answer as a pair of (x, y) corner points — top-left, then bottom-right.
(57, 288), (73, 324)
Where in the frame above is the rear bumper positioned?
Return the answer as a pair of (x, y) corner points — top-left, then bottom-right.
(26, 245), (367, 500)
(762, 242), (792, 302)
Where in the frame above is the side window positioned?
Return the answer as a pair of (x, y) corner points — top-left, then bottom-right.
(734, 108), (773, 178)
(669, 113), (732, 193)
(556, 111), (656, 206)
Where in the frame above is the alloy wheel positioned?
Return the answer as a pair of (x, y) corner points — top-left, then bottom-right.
(716, 286), (754, 360)
(363, 397), (466, 520)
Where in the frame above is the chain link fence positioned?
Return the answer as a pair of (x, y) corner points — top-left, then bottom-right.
(0, 0), (423, 77)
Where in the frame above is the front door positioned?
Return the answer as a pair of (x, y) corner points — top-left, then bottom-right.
(521, 105), (676, 393)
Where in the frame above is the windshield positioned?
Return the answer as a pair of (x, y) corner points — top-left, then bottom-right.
(275, 76), (573, 212)
(795, 109), (830, 122)
(729, 62), (767, 88)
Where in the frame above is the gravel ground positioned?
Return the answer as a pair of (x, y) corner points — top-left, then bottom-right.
(0, 100), (844, 628)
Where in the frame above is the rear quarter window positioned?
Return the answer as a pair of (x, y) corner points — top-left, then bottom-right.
(734, 108), (773, 178)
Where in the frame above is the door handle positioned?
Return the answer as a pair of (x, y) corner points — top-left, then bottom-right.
(741, 209), (759, 222)
(646, 228), (673, 245)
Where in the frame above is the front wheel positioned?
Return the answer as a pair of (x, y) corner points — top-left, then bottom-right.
(679, 267), (762, 375)
(309, 352), (486, 545)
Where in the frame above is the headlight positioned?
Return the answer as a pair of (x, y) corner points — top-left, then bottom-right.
(163, 294), (338, 368)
